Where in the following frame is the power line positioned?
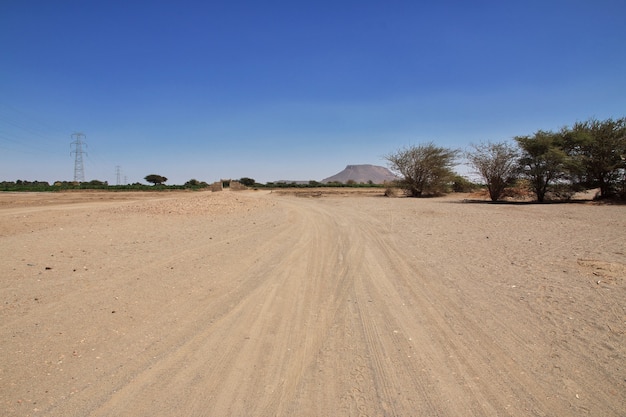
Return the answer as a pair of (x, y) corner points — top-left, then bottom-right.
(0, 102), (69, 151)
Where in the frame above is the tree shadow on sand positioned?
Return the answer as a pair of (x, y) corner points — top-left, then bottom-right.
(454, 197), (626, 205)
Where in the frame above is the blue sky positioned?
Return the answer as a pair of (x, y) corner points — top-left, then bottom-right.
(1, 0), (625, 184)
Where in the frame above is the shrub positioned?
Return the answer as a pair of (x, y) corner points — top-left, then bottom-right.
(385, 142), (459, 197)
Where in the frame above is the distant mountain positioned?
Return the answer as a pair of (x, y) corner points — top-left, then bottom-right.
(321, 164), (398, 184)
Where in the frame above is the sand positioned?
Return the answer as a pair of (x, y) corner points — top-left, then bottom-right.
(1, 189), (624, 416)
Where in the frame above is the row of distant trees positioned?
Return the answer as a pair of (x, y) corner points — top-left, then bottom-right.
(0, 178), (211, 191)
(386, 117), (626, 201)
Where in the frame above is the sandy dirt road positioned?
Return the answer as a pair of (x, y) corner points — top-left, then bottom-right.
(1, 190), (625, 416)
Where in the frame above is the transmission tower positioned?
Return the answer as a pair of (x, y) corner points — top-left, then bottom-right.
(116, 165), (121, 186)
(70, 133), (87, 182)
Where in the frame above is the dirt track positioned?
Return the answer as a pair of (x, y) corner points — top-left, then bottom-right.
(1, 190), (625, 416)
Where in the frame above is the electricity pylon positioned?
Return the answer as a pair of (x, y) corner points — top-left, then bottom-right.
(70, 133), (87, 182)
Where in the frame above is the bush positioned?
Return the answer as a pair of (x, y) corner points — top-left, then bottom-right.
(385, 142), (459, 197)
(384, 182), (399, 197)
(545, 183), (576, 201)
(451, 175), (479, 193)
(184, 179), (209, 188)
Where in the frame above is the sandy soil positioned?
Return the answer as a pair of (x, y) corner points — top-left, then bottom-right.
(1, 189), (624, 416)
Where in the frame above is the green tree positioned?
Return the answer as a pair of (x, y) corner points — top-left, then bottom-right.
(184, 179), (208, 188)
(144, 174), (167, 185)
(385, 142), (459, 197)
(466, 141), (519, 201)
(515, 131), (569, 202)
(239, 177), (256, 187)
(566, 117), (626, 198)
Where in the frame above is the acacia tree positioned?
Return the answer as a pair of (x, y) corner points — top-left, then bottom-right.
(567, 117), (626, 198)
(515, 131), (569, 202)
(466, 141), (519, 201)
(385, 142), (459, 197)
(238, 177), (256, 187)
(144, 174), (168, 185)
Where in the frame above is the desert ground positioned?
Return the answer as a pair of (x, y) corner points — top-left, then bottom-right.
(0, 189), (624, 416)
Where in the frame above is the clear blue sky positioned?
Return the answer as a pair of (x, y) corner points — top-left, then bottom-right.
(1, 0), (625, 184)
